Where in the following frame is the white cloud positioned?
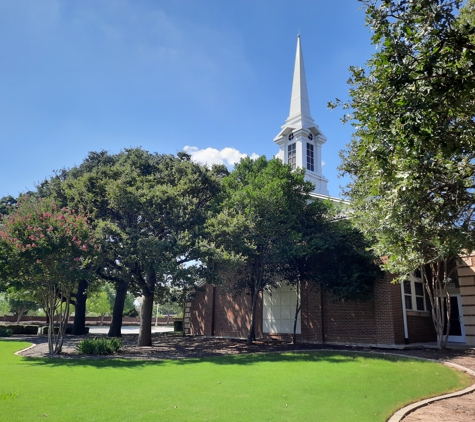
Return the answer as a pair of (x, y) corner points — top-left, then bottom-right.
(183, 146), (259, 168)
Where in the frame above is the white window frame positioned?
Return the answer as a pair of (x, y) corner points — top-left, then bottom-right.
(403, 274), (427, 312)
(287, 143), (296, 170)
(306, 142), (314, 172)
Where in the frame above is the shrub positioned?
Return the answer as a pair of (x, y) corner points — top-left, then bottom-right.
(23, 325), (40, 335)
(38, 324), (83, 335)
(7, 325), (24, 334)
(0, 327), (13, 337)
(77, 338), (122, 355)
(173, 320), (183, 332)
(0, 324), (39, 335)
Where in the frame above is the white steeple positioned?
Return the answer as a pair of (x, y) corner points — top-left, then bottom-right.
(274, 35), (329, 196)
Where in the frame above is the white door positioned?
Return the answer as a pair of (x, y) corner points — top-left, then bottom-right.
(448, 294), (466, 343)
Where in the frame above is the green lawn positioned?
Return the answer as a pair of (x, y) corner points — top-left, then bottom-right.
(0, 340), (471, 421)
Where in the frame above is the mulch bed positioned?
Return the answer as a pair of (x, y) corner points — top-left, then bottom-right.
(7, 333), (475, 372)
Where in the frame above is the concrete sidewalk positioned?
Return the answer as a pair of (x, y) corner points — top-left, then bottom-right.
(87, 325), (174, 335)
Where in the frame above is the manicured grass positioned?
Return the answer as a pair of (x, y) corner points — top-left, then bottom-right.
(0, 340), (471, 421)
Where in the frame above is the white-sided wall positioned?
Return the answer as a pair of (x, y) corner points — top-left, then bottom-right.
(263, 283), (301, 334)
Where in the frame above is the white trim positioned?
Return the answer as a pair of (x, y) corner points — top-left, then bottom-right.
(448, 294), (466, 343)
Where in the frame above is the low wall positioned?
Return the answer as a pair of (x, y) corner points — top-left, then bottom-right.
(1, 315), (179, 326)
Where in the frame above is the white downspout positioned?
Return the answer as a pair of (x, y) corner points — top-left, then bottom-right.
(400, 282), (409, 344)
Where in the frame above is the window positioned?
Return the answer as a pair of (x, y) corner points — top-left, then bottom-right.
(306, 143), (314, 172)
(403, 275), (427, 311)
(288, 143), (296, 170)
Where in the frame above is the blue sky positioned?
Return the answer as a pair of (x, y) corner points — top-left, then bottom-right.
(0, 0), (375, 199)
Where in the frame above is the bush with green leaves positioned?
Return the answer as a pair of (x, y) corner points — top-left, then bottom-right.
(0, 324), (39, 335)
(0, 327), (13, 337)
(77, 338), (122, 355)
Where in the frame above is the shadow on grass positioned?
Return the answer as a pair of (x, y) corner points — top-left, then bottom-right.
(16, 348), (421, 371)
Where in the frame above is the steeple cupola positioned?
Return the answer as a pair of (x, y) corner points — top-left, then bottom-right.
(274, 35), (329, 196)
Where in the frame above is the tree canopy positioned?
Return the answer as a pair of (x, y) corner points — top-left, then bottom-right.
(207, 156), (351, 344)
(333, 0), (475, 348)
(47, 148), (225, 346)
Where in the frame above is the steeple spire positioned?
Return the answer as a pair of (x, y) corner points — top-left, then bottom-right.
(289, 35), (311, 120)
(273, 35), (329, 196)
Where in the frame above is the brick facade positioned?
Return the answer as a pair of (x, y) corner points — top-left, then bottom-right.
(457, 255), (475, 346)
(187, 275), (438, 346)
(189, 284), (263, 338)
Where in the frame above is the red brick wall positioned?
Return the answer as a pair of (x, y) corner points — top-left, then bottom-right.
(374, 276), (406, 345)
(212, 289), (262, 338)
(407, 314), (436, 343)
(189, 284), (213, 336)
(189, 285), (262, 339)
(300, 284), (323, 343)
(322, 290), (377, 344)
(189, 278), (411, 346)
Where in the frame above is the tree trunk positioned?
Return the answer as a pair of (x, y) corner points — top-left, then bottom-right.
(138, 293), (154, 346)
(108, 280), (128, 337)
(16, 309), (24, 324)
(247, 289), (259, 346)
(423, 262), (450, 350)
(72, 279), (89, 335)
(292, 281), (302, 345)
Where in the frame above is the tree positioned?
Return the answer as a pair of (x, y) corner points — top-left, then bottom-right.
(288, 216), (382, 344)
(51, 149), (224, 346)
(206, 156), (325, 345)
(5, 288), (38, 323)
(87, 289), (111, 325)
(0, 293), (10, 316)
(36, 151), (122, 336)
(0, 196), (98, 353)
(332, 0), (475, 348)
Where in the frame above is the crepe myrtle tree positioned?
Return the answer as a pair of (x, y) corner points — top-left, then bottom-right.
(0, 196), (98, 353)
(331, 0), (475, 348)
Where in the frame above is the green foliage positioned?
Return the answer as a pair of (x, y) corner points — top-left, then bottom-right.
(0, 196), (99, 353)
(336, 0), (475, 273)
(0, 293), (9, 315)
(123, 307), (139, 317)
(87, 290), (111, 316)
(77, 337), (122, 355)
(0, 327), (12, 337)
(0, 325), (39, 335)
(208, 156), (317, 288)
(42, 148), (226, 346)
(5, 288), (38, 319)
(296, 218), (382, 301)
(206, 156), (336, 343)
(332, 0), (475, 347)
(37, 325), (86, 335)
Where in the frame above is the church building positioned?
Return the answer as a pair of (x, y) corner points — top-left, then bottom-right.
(184, 36), (475, 347)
